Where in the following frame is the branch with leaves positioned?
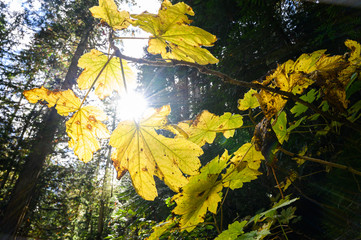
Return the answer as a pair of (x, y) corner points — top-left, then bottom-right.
(22, 0), (361, 239)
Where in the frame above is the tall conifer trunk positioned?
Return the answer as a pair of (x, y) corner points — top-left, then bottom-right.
(0, 22), (93, 239)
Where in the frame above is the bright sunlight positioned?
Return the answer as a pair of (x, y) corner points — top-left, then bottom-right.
(117, 91), (148, 121)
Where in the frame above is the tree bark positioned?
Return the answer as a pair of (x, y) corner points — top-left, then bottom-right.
(0, 22), (93, 239)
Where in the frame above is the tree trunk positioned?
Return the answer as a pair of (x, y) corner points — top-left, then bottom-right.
(0, 22), (93, 239)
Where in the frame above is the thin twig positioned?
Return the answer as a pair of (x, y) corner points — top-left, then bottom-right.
(279, 147), (361, 177)
(114, 52), (361, 133)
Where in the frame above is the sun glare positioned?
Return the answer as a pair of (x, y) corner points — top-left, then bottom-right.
(117, 91), (148, 121)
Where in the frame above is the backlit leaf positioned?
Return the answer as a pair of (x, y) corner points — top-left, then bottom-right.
(23, 86), (80, 116)
(89, 0), (130, 30)
(77, 49), (134, 99)
(255, 42), (356, 118)
(147, 219), (176, 240)
(290, 89), (317, 117)
(215, 220), (247, 240)
(271, 111), (288, 144)
(66, 106), (110, 163)
(238, 89), (260, 111)
(345, 39), (361, 65)
(173, 149), (261, 231)
(132, 0), (218, 65)
(230, 143), (264, 170)
(110, 105), (203, 201)
(175, 111), (243, 146)
(172, 152), (228, 232)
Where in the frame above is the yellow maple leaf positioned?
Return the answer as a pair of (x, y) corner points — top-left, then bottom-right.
(172, 152), (228, 232)
(173, 149), (261, 231)
(238, 89), (260, 111)
(146, 219), (176, 240)
(256, 48), (346, 118)
(174, 111), (243, 146)
(132, 0), (218, 65)
(345, 39), (361, 65)
(77, 49), (134, 99)
(230, 143), (264, 170)
(66, 106), (110, 163)
(109, 105), (203, 201)
(89, 0), (130, 30)
(23, 86), (81, 116)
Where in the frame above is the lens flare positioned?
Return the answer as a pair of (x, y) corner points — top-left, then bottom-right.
(117, 91), (148, 121)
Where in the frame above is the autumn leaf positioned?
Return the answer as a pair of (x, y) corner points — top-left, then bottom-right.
(172, 152), (228, 232)
(215, 221), (247, 240)
(238, 89), (260, 111)
(23, 86), (80, 116)
(174, 111), (243, 146)
(222, 143), (262, 190)
(255, 43), (353, 118)
(147, 219), (176, 240)
(109, 105), (203, 201)
(66, 106), (110, 163)
(77, 49), (134, 99)
(230, 143), (264, 170)
(23, 87), (110, 162)
(173, 149), (261, 231)
(345, 39), (361, 65)
(90, 0), (131, 30)
(132, 0), (218, 65)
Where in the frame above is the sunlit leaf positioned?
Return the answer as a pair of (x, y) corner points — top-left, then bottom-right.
(215, 220), (247, 240)
(230, 143), (264, 170)
(110, 105), (203, 201)
(132, 0), (218, 65)
(290, 89), (317, 117)
(172, 152), (228, 232)
(345, 39), (361, 65)
(271, 111), (288, 144)
(175, 111), (243, 146)
(90, 0), (131, 30)
(147, 219), (176, 240)
(279, 170), (297, 191)
(222, 163), (261, 190)
(66, 106), (110, 163)
(23, 86), (80, 116)
(238, 89), (260, 111)
(77, 49), (134, 99)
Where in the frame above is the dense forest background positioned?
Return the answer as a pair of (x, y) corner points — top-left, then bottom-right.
(0, 0), (361, 239)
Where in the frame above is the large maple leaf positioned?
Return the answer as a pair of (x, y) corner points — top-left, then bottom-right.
(109, 105), (203, 201)
(89, 0), (130, 30)
(173, 147), (262, 231)
(23, 87), (110, 162)
(172, 152), (228, 232)
(66, 106), (110, 163)
(174, 111), (243, 146)
(131, 0), (218, 65)
(77, 49), (134, 99)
